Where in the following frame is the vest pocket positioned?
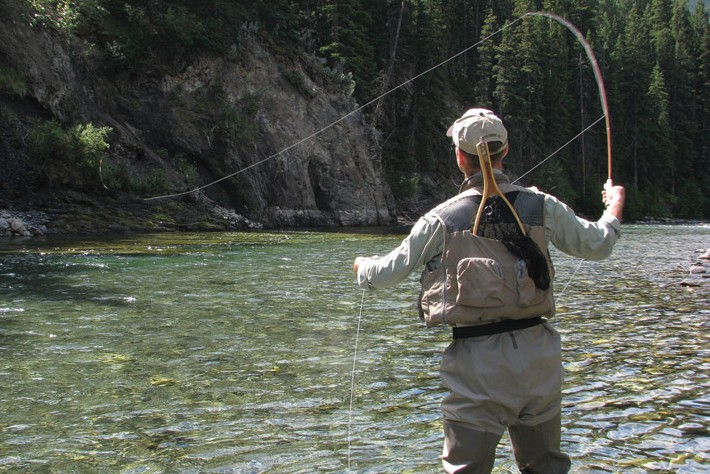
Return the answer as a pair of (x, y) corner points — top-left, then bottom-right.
(419, 267), (446, 325)
(455, 257), (509, 307)
(516, 260), (546, 306)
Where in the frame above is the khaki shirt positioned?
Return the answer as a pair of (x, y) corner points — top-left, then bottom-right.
(357, 174), (621, 290)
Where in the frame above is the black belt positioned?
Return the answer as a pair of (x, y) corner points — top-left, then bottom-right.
(452, 317), (544, 339)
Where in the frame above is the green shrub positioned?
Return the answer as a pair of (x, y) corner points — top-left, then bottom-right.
(27, 120), (66, 163)
(74, 123), (111, 168)
(173, 153), (199, 186)
(100, 160), (132, 191)
(27, 120), (112, 188)
(27, 0), (107, 36)
(0, 65), (28, 97)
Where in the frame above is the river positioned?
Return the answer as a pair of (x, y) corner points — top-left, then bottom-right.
(0, 224), (708, 473)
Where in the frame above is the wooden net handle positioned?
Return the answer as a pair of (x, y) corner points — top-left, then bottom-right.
(472, 140), (527, 236)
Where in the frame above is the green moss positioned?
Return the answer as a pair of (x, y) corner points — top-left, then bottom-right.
(0, 64), (28, 97)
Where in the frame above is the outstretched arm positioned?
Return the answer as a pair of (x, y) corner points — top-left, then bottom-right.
(352, 216), (444, 290)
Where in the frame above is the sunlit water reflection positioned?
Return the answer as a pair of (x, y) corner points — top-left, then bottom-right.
(0, 225), (708, 473)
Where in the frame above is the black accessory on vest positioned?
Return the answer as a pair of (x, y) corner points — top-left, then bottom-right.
(472, 140), (551, 290)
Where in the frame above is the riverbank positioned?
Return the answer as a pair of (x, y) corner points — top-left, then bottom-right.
(0, 192), (263, 238)
(2, 202), (708, 239)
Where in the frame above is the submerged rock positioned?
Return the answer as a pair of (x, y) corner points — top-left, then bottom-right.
(681, 249), (710, 289)
(689, 264), (706, 274)
(679, 422), (707, 435)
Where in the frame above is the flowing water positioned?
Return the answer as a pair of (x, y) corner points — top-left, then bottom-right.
(0, 224), (708, 473)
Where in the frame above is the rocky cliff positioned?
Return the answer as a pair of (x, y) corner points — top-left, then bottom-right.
(0, 0), (397, 234)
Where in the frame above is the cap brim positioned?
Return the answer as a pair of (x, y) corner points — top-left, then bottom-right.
(446, 124), (454, 137)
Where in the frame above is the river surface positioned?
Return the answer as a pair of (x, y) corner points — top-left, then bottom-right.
(0, 224), (708, 473)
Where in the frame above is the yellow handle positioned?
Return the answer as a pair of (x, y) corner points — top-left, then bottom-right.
(472, 140), (527, 237)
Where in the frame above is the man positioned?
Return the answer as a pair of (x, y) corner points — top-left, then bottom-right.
(352, 108), (625, 473)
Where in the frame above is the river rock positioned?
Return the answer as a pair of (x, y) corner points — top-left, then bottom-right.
(689, 264), (706, 274)
(8, 218), (25, 234)
(679, 422), (707, 435)
(680, 249), (710, 288)
(0, 211), (48, 237)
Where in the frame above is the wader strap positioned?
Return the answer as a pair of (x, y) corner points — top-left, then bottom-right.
(452, 317), (543, 339)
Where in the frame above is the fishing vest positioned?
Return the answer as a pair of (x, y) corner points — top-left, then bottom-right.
(418, 179), (555, 327)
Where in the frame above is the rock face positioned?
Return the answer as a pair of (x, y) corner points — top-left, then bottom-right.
(0, 0), (397, 230)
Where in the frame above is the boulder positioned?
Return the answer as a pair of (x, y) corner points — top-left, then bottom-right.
(8, 218), (25, 234)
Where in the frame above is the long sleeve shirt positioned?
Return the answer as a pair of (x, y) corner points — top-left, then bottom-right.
(356, 174), (621, 291)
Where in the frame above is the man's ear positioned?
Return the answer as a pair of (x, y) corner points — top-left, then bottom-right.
(455, 147), (468, 170)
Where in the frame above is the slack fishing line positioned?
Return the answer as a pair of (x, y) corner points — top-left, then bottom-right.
(347, 289), (366, 472)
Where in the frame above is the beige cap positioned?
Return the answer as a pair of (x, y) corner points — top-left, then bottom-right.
(446, 108), (508, 155)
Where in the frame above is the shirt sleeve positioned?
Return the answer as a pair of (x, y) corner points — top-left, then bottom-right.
(356, 214), (444, 290)
(545, 194), (621, 260)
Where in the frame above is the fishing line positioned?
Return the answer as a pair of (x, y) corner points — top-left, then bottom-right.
(347, 288), (366, 472)
(511, 115), (604, 313)
(142, 16), (527, 202)
(555, 258), (585, 304)
(511, 114), (604, 185)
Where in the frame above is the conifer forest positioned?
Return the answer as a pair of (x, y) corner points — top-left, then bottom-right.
(6, 0), (710, 222)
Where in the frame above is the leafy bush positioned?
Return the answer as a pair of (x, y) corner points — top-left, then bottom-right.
(27, 120), (112, 189)
(0, 65), (28, 97)
(173, 153), (199, 186)
(75, 123), (111, 168)
(26, 0), (108, 36)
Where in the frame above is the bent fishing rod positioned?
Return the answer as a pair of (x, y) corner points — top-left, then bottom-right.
(525, 11), (613, 186)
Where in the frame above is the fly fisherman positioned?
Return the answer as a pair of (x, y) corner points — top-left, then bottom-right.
(352, 108), (625, 473)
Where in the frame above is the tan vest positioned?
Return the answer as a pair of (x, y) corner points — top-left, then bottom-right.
(418, 183), (555, 327)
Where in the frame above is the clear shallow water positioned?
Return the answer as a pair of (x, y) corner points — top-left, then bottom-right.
(0, 225), (708, 473)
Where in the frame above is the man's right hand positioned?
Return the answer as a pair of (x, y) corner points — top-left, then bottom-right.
(602, 180), (625, 222)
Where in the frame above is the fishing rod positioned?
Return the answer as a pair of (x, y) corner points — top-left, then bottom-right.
(525, 11), (613, 186)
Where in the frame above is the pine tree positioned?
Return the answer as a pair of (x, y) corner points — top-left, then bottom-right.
(609, 1), (653, 192)
(314, 0), (380, 101)
(474, 8), (499, 107)
(494, 0), (548, 184)
(690, 1), (710, 216)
